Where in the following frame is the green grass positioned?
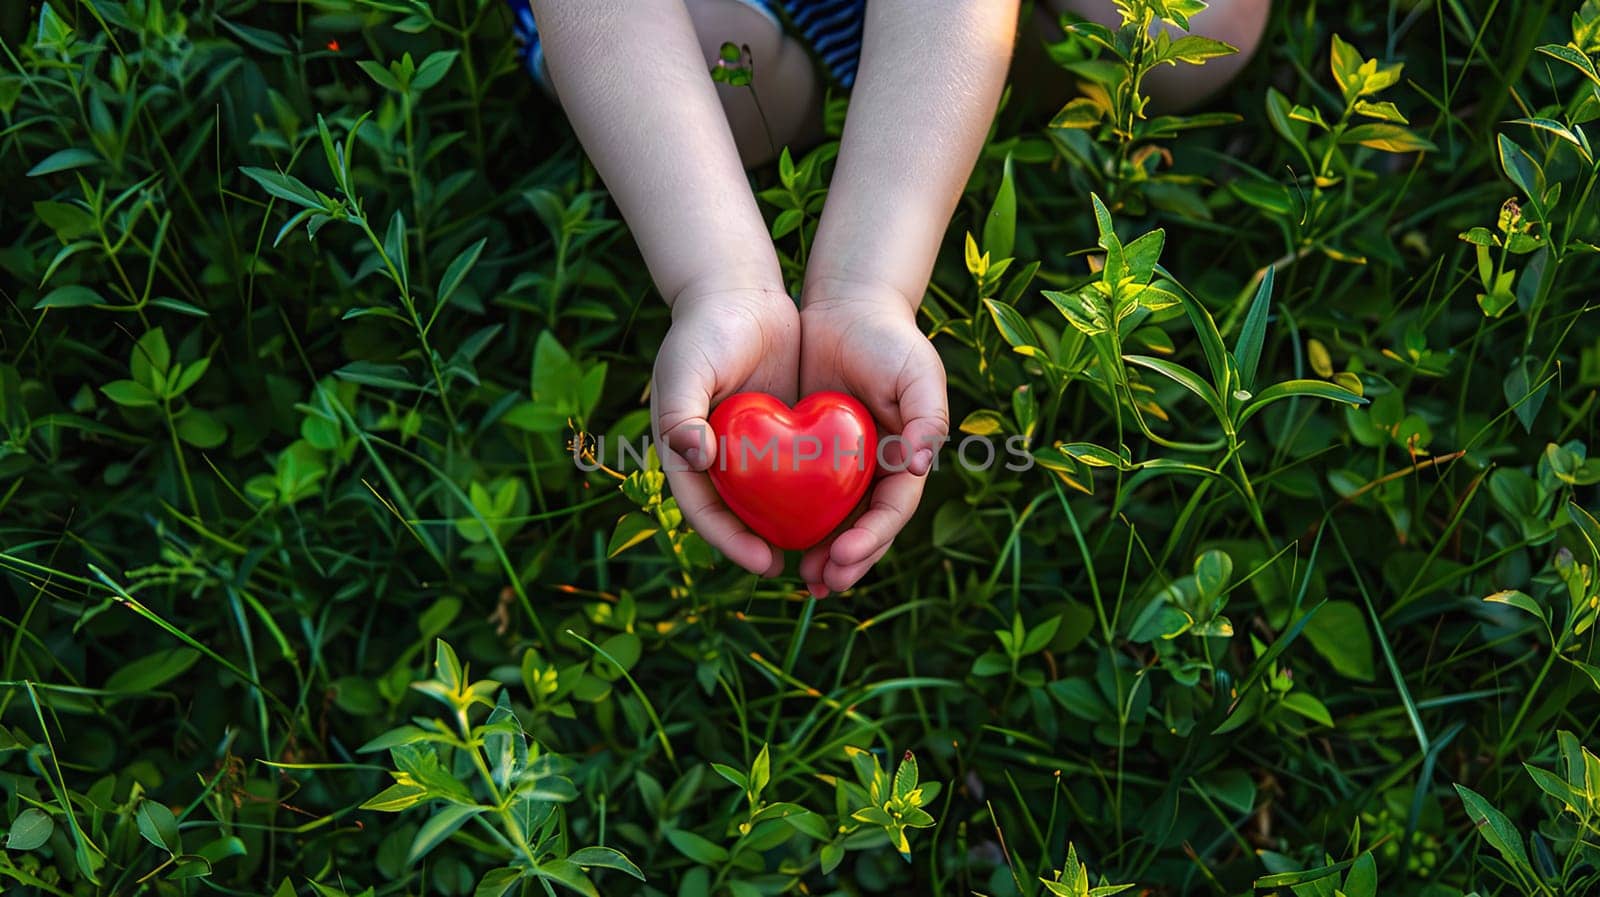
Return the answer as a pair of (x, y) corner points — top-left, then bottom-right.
(3, 0), (1600, 895)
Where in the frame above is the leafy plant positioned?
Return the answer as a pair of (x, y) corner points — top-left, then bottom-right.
(4, 0), (1600, 895)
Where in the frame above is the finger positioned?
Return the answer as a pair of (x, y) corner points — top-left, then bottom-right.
(800, 489), (878, 596)
(652, 350), (717, 471)
(664, 465), (774, 575)
(822, 539), (894, 593)
(895, 346), (949, 477)
(799, 539), (834, 597)
(828, 471), (928, 569)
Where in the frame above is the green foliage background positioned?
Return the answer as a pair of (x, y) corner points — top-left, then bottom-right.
(3, 1), (1600, 895)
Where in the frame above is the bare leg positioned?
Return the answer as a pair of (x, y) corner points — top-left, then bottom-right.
(1042, 0), (1270, 111)
(684, 0), (823, 165)
(539, 0), (822, 167)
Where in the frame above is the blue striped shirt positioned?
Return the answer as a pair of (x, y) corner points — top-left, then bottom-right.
(508, 0), (867, 89)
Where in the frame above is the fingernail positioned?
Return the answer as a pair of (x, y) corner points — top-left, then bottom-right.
(912, 448), (933, 473)
(807, 583), (828, 599)
(683, 447), (705, 469)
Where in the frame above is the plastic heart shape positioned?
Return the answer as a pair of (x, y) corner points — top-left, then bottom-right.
(707, 391), (877, 551)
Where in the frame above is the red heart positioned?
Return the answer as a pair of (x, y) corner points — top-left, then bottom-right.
(707, 391), (877, 551)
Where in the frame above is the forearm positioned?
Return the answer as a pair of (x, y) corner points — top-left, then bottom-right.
(531, 0), (784, 303)
(804, 0), (1019, 310)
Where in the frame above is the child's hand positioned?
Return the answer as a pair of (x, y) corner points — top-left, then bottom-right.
(797, 284), (949, 595)
(653, 288), (799, 578)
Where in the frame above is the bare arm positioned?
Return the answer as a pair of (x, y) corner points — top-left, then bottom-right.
(804, 0), (1020, 309)
(534, 1), (799, 578)
(796, 2), (1019, 595)
(530, 0), (785, 301)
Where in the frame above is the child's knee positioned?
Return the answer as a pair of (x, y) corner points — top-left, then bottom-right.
(1048, 0), (1270, 110)
(683, 0), (821, 166)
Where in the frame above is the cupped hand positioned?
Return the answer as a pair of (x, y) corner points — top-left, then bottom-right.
(797, 283), (949, 595)
(652, 287), (799, 577)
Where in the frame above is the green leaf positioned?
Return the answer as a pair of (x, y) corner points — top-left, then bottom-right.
(1233, 266), (1273, 391)
(408, 805), (482, 864)
(1128, 600), (1193, 642)
(474, 868), (522, 897)
(411, 50), (459, 91)
(532, 330), (581, 408)
(33, 200), (97, 240)
(664, 828), (728, 864)
(1279, 691), (1334, 727)
(1156, 269), (1231, 400)
(1329, 34), (1365, 98)
(136, 800), (181, 853)
(240, 167), (325, 210)
(607, 513), (658, 558)
(1194, 550), (1232, 599)
(893, 752), (919, 800)
(1343, 853), (1378, 897)
(105, 647), (201, 693)
(168, 358), (210, 398)
(536, 859), (599, 897)
(1020, 615), (1062, 655)
(1090, 194), (1124, 279)
(1484, 590), (1548, 625)
(1122, 229), (1165, 286)
(1504, 362), (1549, 432)
(592, 632), (641, 681)
(1237, 379), (1367, 424)
(1162, 34), (1236, 64)
(334, 361), (426, 392)
(984, 153), (1016, 261)
(1498, 133), (1545, 199)
(360, 782), (428, 812)
(1536, 43), (1600, 85)
(712, 762), (747, 789)
(1525, 764), (1585, 813)
(1058, 442), (1129, 469)
(985, 299), (1041, 355)
(215, 16), (291, 55)
(383, 211), (409, 291)
(436, 237), (487, 308)
(35, 285), (104, 309)
(771, 208), (803, 239)
(959, 409), (1005, 436)
(176, 409), (228, 448)
(1454, 784), (1533, 873)
(1510, 117), (1593, 162)
(501, 401), (570, 433)
(750, 743), (771, 798)
(1568, 659), (1600, 693)
(358, 59), (402, 91)
(5, 808), (54, 851)
(1567, 501), (1600, 564)
(1304, 600), (1375, 681)
(131, 328), (171, 389)
(28, 148), (99, 176)
(1050, 97), (1104, 129)
(1123, 354), (1223, 413)
(1341, 123), (1436, 153)
(101, 379), (160, 408)
(1353, 100), (1408, 123)
(1204, 768), (1256, 815)
(569, 846), (645, 881)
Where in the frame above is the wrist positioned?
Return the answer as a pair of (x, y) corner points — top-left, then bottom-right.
(671, 286), (799, 337)
(800, 275), (921, 321)
(669, 273), (794, 321)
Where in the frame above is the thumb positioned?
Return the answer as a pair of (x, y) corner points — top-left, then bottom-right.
(662, 415), (714, 472)
(652, 358), (718, 472)
(896, 352), (949, 477)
